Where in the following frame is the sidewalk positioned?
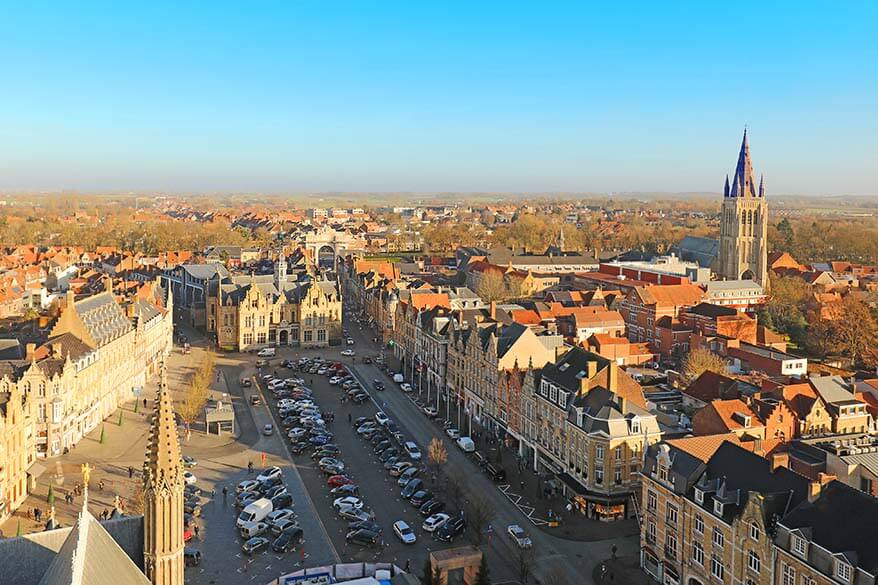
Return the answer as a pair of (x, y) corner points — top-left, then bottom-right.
(591, 555), (652, 585)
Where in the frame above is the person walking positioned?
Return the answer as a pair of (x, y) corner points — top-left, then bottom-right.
(348, 412), (352, 424)
(247, 460), (254, 474)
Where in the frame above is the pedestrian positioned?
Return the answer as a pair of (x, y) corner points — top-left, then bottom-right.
(348, 412), (352, 423)
(404, 560), (411, 573)
(247, 461), (254, 474)
(143, 398), (147, 409)
(98, 480), (105, 491)
(194, 524), (200, 538)
(520, 480), (525, 491)
(222, 486), (228, 498)
(128, 466), (134, 478)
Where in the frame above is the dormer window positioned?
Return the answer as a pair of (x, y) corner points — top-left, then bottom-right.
(835, 560), (852, 583)
(713, 499), (724, 516)
(792, 535), (807, 557)
(631, 418), (640, 434)
(694, 488), (704, 504)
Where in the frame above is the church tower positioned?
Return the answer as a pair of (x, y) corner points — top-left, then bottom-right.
(143, 363), (185, 585)
(274, 250), (288, 290)
(717, 129), (769, 290)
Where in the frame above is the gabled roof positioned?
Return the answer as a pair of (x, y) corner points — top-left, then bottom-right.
(781, 481), (878, 573)
(632, 283), (705, 308)
(665, 433), (742, 463)
(38, 507), (150, 585)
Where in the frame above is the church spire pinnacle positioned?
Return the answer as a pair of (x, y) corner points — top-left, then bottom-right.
(758, 174), (765, 197)
(143, 359), (185, 585)
(729, 127), (757, 197)
(724, 174), (730, 197)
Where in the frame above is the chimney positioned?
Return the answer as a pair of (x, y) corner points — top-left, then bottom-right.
(587, 360), (598, 379)
(608, 363), (619, 391)
(807, 480), (822, 503)
(489, 300), (497, 321)
(26, 343), (36, 359)
(770, 451), (789, 472)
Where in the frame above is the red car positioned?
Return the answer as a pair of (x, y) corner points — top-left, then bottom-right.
(327, 475), (353, 488)
(183, 528), (193, 542)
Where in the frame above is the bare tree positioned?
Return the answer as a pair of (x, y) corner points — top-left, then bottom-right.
(445, 472), (468, 510)
(178, 351), (215, 426)
(465, 492), (495, 546)
(541, 565), (570, 585)
(514, 546), (537, 585)
(475, 270), (509, 303)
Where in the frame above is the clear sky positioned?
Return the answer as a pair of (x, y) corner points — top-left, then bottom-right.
(1, 1), (876, 195)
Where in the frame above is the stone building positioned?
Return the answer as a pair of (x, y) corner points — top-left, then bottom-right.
(640, 439), (812, 585)
(207, 257), (342, 351)
(519, 346), (661, 521)
(717, 130), (769, 290)
(0, 280), (173, 522)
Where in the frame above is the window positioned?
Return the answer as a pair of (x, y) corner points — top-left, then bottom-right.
(615, 446), (622, 460)
(596, 445), (604, 461)
(647, 490), (657, 512)
(614, 467), (622, 484)
(711, 555), (724, 580)
(713, 500), (724, 516)
(243, 333), (253, 346)
(658, 463), (669, 482)
(631, 418), (640, 433)
(646, 519), (656, 544)
(712, 527), (724, 548)
(559, 393), (567, 409)
(303, 330), (313, 343)
(666, 503), (678, 526)
(317, 329), (326, 342)
(38, 403), (46, 422)
(665, 533), (677, 560)
(693, 541), (704, 566)
(52, 401), (62, 422)
(695, 488), (704, 503)
(595, 468), (603, 485)
(694, 514), (704, 534)
(549, 386), (558, 402)
(835, 561), (852, 583)
(257, 332), (266, 344)
(747, 551), (761, 573)
(793, 535), (807, 557)
(750, 522), (760, 541)
(782, 563), (796, 585)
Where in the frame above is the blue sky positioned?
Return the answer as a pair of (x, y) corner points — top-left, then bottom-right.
(0, 1), (876, 195)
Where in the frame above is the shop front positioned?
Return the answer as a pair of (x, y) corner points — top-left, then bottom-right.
(557, 472), (630, 522)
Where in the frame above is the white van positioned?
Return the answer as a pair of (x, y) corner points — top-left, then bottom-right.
(257, 347), (276, 357)
(239, 520), (268, 539)
(456, 437), (476, 453)
(237, 498), (273, 528)
(393, 373), (404, 383)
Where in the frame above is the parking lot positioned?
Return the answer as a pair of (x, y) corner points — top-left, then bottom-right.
(252, 354), (472, 573)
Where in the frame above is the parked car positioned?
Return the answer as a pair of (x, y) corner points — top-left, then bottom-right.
(332, 496), (364, 510)
(435, 516), (466, 542)
(401, 478), (423, 499)
(348, 520), (382, 534)
(422, 512), (451, 533)
(378, 448), (399, 462)
(507, 524), (533, 548)
(339, 506), (372, 523)
(266, 508), (296, 525)
(445, 428), (460, 440)
(393, 520), (417, 544)
(346, 528), (380, 548)
(327, 475), (353, 488)
(257, 347), (276, 357)
(270, 518), (299, 537)
(410, 490), (433, 507)
(397, 466), (419, 484)
(456, 437), (476, 453)
(404, 442), (422, 460)
(271, 526), (304, 552)
(257, 467), (283, 483)
(400, 383), (412, 393)
(423, 407), (439, 418)
(390, 461), (413, 477)
(182, 455), (198, 468)
(242, 536), (270, 555)
(272, 493), (293, 509)
(240, 520), (269, 539)
(374, 412), (389, 426)
(183, 471), (197, 485)
(419, 499), (445, 516)
(330, 483), (359, 496)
